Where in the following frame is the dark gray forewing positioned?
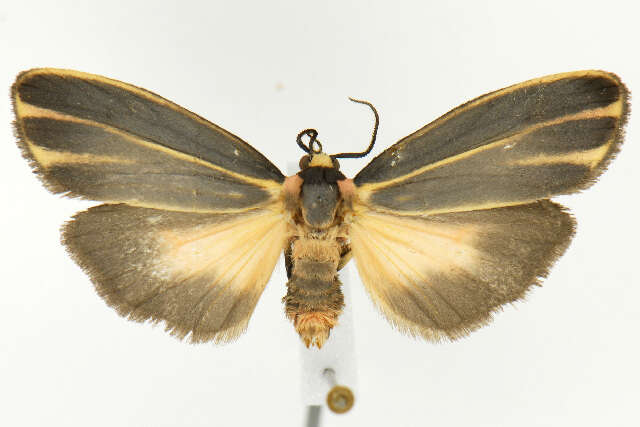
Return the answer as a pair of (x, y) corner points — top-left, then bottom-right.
(354, 71), (628, 215)
(13, 68), (284, 212)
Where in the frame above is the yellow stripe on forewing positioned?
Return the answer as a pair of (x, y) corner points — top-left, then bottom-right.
(357, 101), (624, 198)
(352, 190), (550, 217)
(154, 210), (287, 294)
(511, 143), (611, 169)
(14, 101), (281, 195)
(14, 96), (287, 212)
(29, 145), (135, 168)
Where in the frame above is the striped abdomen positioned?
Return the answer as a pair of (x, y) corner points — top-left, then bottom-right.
(283, 236), (344, 348)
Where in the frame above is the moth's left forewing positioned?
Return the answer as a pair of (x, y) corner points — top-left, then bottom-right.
(12, 68), (284, 212)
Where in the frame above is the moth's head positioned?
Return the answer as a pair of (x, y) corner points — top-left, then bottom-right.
(298, 153), (340, 171)
(296, 128), (341, 173)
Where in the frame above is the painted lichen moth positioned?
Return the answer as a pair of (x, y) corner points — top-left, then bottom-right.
(12, 69), (628, 347)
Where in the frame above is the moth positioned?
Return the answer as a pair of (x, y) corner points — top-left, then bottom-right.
(12, 69), (628, 348)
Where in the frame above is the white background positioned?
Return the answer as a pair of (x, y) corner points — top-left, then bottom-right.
(1, 1), (639, 426)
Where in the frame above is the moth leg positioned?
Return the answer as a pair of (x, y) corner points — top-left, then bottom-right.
(284, 239), (295, 279)
(337, 244), (352, 271)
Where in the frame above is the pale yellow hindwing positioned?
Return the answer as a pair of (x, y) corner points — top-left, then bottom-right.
(349, 200), (574, 341)
(63, 204), (288, 343)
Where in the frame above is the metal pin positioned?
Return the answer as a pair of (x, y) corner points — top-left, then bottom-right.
(323, 368), (355, 414)
(305, 405), (322, 427)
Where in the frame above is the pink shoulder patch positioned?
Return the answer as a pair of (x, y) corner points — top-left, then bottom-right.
(337, 178), (356, 198)
(283, 174), (303, 196)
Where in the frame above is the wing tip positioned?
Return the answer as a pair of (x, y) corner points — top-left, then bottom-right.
(586, 72), (631, 188)
(564, 71), (630, 195)
(11, 100), (70, 197)
(504, 70), (631, 196)
(11, 69), (80, 197)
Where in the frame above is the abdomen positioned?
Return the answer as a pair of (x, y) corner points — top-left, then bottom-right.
(283, 237), (344, 348)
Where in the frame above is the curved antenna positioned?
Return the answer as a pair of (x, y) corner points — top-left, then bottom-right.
(297, 129), (323, 154)
(331, 98), (379, 159)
